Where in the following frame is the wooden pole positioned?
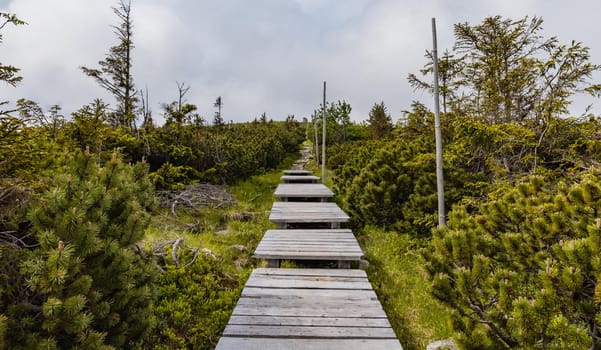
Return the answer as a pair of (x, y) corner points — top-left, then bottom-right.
(313, 118), (319, 166)
(432, 18), (445, 227)
(322, 81), (327, 184)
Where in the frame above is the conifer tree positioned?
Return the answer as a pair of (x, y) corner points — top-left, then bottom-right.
(10, 149), (157, 349)
(367, 101), (392, 139)
(81, 0), (138, 130)
(409, 16), (601, 123)
(423, 171), (601, 349)
(0, 12), (25, 91)
(213, 96), (224, 126)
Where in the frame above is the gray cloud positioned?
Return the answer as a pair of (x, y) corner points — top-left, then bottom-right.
(2, 0), (600, 124)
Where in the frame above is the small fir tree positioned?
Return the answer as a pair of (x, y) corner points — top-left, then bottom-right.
(423, 171), (601, 349)
(12, 149), (157, 349)
(367, 101), (393, 140)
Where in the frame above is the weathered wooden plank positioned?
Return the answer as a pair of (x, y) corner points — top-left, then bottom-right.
(216, 338), (403, 350)
(228, 315), (391, 328)
(241, 287), (378, 300)
(215, 268), (402, 350)
(252, 268), (366, 277)
(274, 183), (334, 199)
(258, 229), (355, 238)
(269, 202), (350, 224)
(258, 245), (360, 251)
(264, 229), (352, 234)
(234, 298), (386, 317)
(260, 237), (359, 242)
(283, 169), (313, 176)
(232, 304), (387, 318)
(256, 253), (362, 261)
(236, 289), (379, 302)
(281, 175), (320, 183)
(254, 229), (362, 263)
(258, 241), (360, 246)
(256, 249), (362, 255)
(223, 325), (397, 338)
(245, 275), (372, 290)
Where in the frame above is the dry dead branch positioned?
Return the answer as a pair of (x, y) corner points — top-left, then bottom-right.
(149, 237), (212, 271)
(157, 184), (236, 215)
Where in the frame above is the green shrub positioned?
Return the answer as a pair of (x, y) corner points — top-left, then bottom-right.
(5, 150), (157, 349)
(423, 171), (601, 348)
(145, 251), (245, 350)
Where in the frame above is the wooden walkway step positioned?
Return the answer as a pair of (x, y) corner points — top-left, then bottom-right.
(254, 229), (363, 268)
(283, 169), (313, 176)
(274, 183), (334, 202)
(269, 202), (350, 228)
(281, 175), (320, 184)
(215, 268), (402, 350)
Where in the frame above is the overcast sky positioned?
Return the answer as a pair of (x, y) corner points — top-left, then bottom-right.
(1, 0), (601, 124)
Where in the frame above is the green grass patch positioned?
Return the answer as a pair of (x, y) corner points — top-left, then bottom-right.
(358, 226), (455, 350)
(141, 153), (299, 349)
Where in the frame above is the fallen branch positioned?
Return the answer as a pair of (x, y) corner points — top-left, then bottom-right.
(172, 238), (183, 268)
(0, 231), (39, 249)
(157, 183), (236, 215)
(150, 237), (216, 271)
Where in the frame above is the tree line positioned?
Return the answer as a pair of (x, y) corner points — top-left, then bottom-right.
(328, 15), (601, 349)
(0, 2), (304, 349)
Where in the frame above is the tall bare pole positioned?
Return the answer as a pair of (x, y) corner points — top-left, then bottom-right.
(321, 81), (327, 184)
(432, 18), (446, 227)
(313, 118), (319, 165)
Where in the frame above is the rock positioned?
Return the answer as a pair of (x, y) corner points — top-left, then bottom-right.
(229, 244), (246, 252)
(234, 258), (250, 269)
(427, 338), (458, 350)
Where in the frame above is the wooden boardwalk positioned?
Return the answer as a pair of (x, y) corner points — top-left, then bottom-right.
(215, 166), (403, 350)
(281, 175), (320, 183)
(216, 269), (402, 350)
(254, 229), (363, 268)
(269, 202), (349, 228)
(283, 169), (313, 176)
(274, 183), (334, 202)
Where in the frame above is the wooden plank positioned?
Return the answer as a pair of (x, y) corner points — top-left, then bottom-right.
(283, 170), (313, 175)
(216, 338), (403, 350)
(252, 268), (366, 277)
(259, 229), (354, 234)
(274, 183), (334, 199)
(269, 202), (349, 224)
(281, 175), (320, 183)
(256, 253), (362, 261)
(232, 304), (387, 318)
(216, 268), (402, 350)
(254, 229), (363, 268)
(223, 325), (397, 338)
(245, 275), (372, 290)
(228, 315), (391, 328)
(241, 287), (378, 300)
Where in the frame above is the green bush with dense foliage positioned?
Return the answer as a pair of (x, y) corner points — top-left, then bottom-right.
(424, 172), (601, 348)
(2, 150), (157, 349)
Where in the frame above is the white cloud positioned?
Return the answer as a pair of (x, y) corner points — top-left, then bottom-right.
(2, 0), (600, 122)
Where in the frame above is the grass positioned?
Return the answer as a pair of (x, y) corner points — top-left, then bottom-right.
(143, 153), (298, 267)
(142, 150), (454, 349)
(358, 226), (456, 350)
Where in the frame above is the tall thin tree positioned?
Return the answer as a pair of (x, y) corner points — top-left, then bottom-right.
(81, 0), (137, 130)
(213, 96), (223, 126)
